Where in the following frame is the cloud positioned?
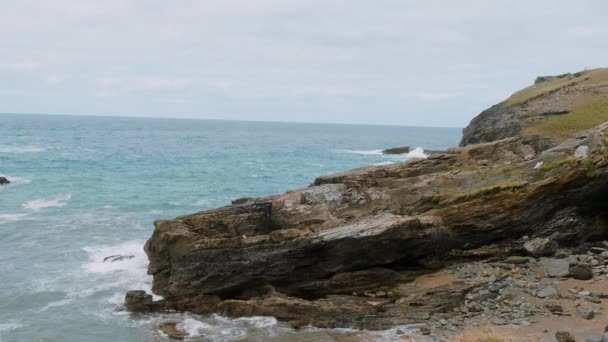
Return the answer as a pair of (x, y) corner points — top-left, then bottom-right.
(96, 77), (193, 96)
(0, 0), (607, 127)
(413, 92), (462, 102)
(45, 73), (67, 85)
(7, 61), (41, 73)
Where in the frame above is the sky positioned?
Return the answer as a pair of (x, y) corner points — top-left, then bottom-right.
(0, 0), (606, 128)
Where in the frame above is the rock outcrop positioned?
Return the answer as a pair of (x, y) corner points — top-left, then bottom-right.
(0, 177), (9, 185)
(131, 119), (608, 329)
(382, 146), (410, 155)
(461, 68), (608, 148)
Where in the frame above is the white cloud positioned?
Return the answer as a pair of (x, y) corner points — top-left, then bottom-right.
(413, 92), (462, 102)
(7, 61), (41, 73)
(45, 73), (67, 85)
(96, 77), (193, 96)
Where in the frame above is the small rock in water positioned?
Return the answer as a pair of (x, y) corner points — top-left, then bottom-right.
(382, 146), (410, 155)
(556, 331), (576, 342)
(0, 177), (9, 185)
(159, 321), (188, 340)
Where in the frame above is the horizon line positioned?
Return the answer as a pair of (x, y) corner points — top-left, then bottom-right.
(0, 111), (464, 130)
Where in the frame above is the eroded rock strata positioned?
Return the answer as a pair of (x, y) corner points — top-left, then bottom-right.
(128, 119), (608, 331)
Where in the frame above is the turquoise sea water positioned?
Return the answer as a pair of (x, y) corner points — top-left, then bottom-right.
(0, 113), (461, 342)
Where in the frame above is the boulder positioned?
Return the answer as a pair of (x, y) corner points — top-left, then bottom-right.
(524, 237), (557, 257)
(540, 258), (570, 278)
(570, 264), (593, 280)
(0, 177), (9, 185)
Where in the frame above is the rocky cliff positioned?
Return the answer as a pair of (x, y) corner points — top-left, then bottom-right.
(461, 68), (608, 148)
(127, 73), (608, 339)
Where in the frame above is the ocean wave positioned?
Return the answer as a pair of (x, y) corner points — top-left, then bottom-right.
(81, 241), (157, 298)
(22, 193), (71, 211)
(0, 213), (28, 224)
(177, 314), (277, 341)
(337, 147), (428, 159)
(338, 149), (384, 155)
(405, 147), (428, 159)
(193, 198), (211, 207)
(0, 145), (45, 153)
(0, 175), (32, 185)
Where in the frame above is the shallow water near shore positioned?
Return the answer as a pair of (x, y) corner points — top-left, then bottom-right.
(0, 113), (460, 341)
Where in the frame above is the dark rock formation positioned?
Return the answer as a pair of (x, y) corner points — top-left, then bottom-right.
(460, 68), (608, 147)
(131, 120), (608, 329)
(382, 146), (410, 155)
(0, 177), (9, 185)
(124, 290), (165, 313)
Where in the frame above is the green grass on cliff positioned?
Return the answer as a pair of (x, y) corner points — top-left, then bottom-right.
(508, 68), (608, 106)
(512, 68), (608, 142)
(524, 96), (608, 142)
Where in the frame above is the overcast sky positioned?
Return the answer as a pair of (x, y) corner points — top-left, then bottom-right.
(0, 0), (606, 127)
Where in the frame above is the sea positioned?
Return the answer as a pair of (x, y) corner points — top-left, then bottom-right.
(0, 113), (461, 342)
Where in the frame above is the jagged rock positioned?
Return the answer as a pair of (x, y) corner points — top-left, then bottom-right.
(524, 237), (557, 257)
(0, 177), (9, 185)
(103, 255), (134, 263)
(124, 290), (164, 313)
(159, 321), (187, 340)
(570, 264), (593, 280)
(132, 114), (608, 327)
(556, 331), (576, 342)
(382, 147), (410, 155)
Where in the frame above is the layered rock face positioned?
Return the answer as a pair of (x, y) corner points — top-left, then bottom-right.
(134, 120), (608, 329)
(461, 68), (608, 147)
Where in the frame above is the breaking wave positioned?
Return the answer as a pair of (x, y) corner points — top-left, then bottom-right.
(22, 194), (72, 211)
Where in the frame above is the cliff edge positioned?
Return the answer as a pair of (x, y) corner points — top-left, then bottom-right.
(461, 68), (608, 148)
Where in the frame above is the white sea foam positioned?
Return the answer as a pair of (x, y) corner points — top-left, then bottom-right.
(338, 147), (428, 159)
(0, 213), (28, 224)
(81, 241), (157, 298)
(7, 176), (32, 185)
(339, 149), (384, 155)
(0, 175), (32, 185)
(22, 193), (71, 211)
(406, 147), (428, 159)
(0, 321), (23, 342)
(193, 198), (211, 207)
(0, 145), (45, 153)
